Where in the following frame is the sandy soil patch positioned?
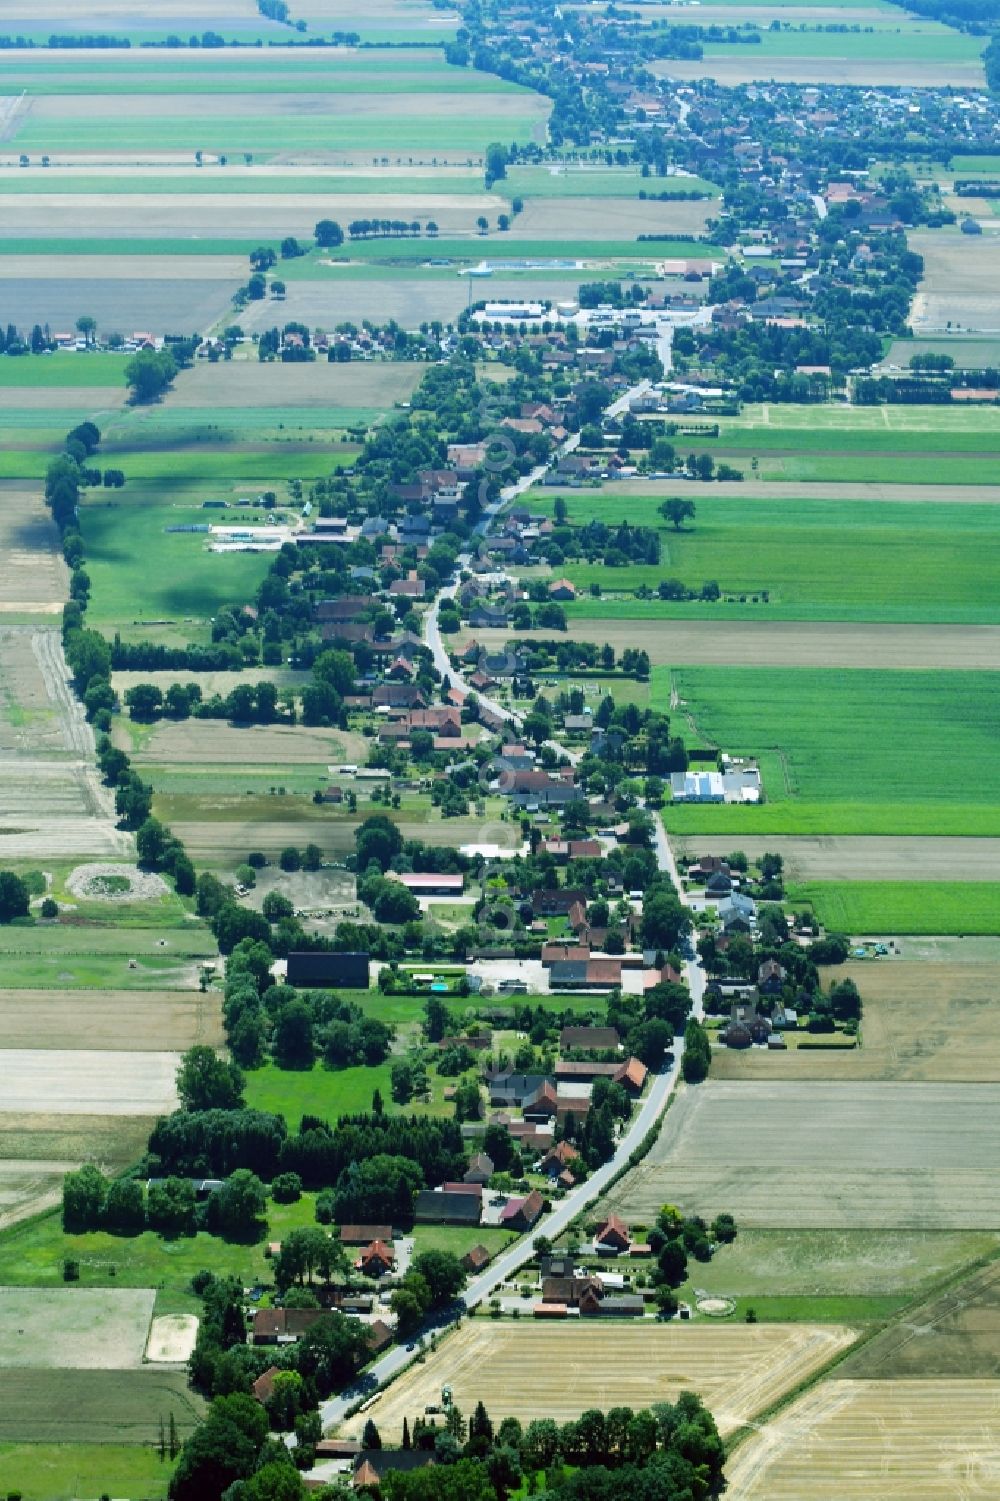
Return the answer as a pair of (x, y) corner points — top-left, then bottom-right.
(654, 57), (985, 87)
(604, 1081), (1000, 1228)
(341, 1320), (856, 1442)
(726, 1379), (1000, 1499)
(146, 1314), (199, 1363)
(474, 620), (1000, 669)
(165, 358), (424, 409)
(0, 989), (223, 1051)
(66, 862), (169, 902)
(0, 1049), (179, 1115)
(682, 835), (1000, 882)
(0, 1286), (155, 1369)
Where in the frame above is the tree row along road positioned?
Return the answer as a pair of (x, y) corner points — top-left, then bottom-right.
(315, 380), (705, 1437)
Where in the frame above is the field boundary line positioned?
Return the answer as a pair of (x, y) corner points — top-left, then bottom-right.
(724, 1241), (1000, 1460)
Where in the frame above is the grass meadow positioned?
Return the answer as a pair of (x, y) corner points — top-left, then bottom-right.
(0, 1443), (174, 1501)
(653, 666), (1000, 837)
(80, 492), (272, 632)
(788, 882), (1000, 935)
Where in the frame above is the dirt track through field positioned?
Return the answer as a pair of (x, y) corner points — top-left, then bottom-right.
(680, 835), (1000, 881)
(473, 621), (1000, 669)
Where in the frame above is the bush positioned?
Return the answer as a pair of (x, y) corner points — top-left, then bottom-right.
(63, 1258), (80, 1282)
(271, 1171), (302, 1204)
(40, 897), (58, 919)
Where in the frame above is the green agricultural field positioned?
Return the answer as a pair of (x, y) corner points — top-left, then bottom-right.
(0, 170), (487, 197)
(504, 166), (720, 198)
(0, 1443), (174, 1501)
(653, 666), (1000, 835)
(951, 155), (1000, 176)
(788, 881), (1000, 935)
(0, 1368), (204, 1444)
(12, 112), (547, 159)
(0, 354), (129, 387)
(547, 495), (1000, 625)
(0, 55), (505, 96)
(0, 924), (217, 956)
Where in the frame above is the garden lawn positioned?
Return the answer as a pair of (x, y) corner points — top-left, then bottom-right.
(787, 882), (1000, 936)
(243, 1061), (455, 1122)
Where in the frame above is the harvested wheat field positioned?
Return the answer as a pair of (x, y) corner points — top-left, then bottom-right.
(726, 1379), (1000, 1499)
(129, 718), (368, 767)
(910, 228), (1000, 333)
(0, 1161), (75, 1232)
(683, 835), (1000, 882)
(0, 990), (223, 1052)
(0, 1050), (179, 1116)
(340, 1321), (855, 1442)
(0, 486), (66, 613)
(603, 1081), (1000, 1228)
(0, 1114), (153, 1230)
(165, 358), (425, 409)
(470, 621), (1000, 670)
(714, 961), (1000, 1083)
(0, 190), (504, 240)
